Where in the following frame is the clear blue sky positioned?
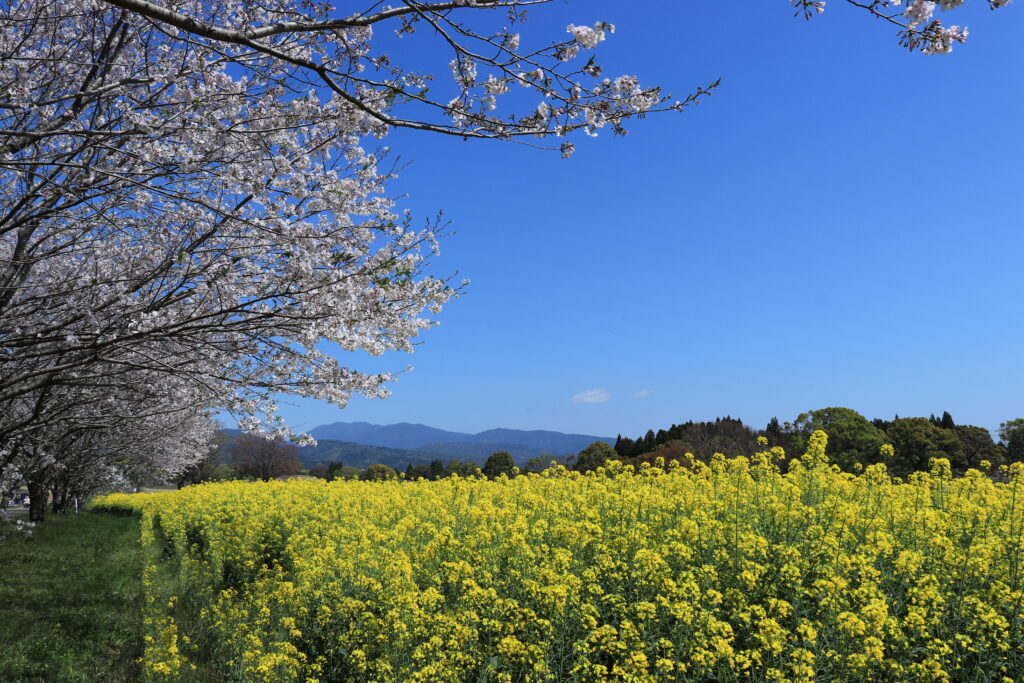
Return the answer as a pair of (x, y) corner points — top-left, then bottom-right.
(268, 1), (1024, 439)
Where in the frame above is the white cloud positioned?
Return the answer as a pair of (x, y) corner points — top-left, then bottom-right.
(571, 388), (611, 404)
(632, 389), (650, 399)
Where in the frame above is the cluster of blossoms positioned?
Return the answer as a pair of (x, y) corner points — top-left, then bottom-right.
(897, 0), (970, 53)
(1, 1), (716, 509)
(0, 518), (34, 541)
(98, 432), (1024, 681)
(796, 0), (1010, 54)
(434, 15), (712, 153)
(560, 22), (613, 59)
(0, 0), (438, 507)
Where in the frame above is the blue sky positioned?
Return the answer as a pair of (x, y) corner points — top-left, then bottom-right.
(268, 1), (1024, 439)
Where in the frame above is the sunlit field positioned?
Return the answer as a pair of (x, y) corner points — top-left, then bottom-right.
(0, 513), (142, 681)
(96, 432), (1024, 682)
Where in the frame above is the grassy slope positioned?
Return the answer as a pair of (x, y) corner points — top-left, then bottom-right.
(0, 512), (142, 682)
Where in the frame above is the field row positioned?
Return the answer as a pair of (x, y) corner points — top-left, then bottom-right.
(96, 434), (1024, 681)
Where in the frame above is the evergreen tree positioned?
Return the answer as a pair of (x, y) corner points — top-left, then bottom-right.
(575, 442), (619, 473)
(668, 423), (684, 441)
(886, 418), (966, 474)
(429, 459), (445, 480)
(524, 456), (551, 474)
(327, 460), (345, 480)
(790, 407), (887, 471)
(360, 464), (398, 481)
(483, 451), (515, 479)
(444, 460), (479, 478)
(953, 424), (1005, 469)
(1000, 420), (1024, 463)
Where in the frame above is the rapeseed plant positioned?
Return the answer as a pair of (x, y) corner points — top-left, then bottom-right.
(95, 432), (1024, 681)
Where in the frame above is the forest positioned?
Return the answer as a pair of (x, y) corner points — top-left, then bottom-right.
(614, 408), (1024, 476)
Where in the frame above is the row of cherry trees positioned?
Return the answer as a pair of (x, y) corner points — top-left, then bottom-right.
(0, 0), (1003, 520)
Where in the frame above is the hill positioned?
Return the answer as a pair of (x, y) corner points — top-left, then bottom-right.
(308, 421), (613, 457)
(309, 422), (470, 449)
(215, 423), (614, 471)
(297, 439), (450, 470)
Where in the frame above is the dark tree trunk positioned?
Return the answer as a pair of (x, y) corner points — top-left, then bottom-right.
(51, 484), (70, 514)
(49, 468), (76, 514)
(51, 471), (64, 513)
(27, 478), (47, 523)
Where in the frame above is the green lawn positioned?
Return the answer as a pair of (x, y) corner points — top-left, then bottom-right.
(0, 512), (142, 682)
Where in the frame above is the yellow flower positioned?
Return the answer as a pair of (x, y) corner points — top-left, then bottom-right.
(97, 440), (1024, 681)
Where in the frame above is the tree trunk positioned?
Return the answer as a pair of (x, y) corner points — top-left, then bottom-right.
(49, 469), (74, 514)
(27, 478), (47, 523)
(51, 484), (69, 514)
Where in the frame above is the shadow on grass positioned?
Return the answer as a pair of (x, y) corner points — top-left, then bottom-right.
(0, 512), (142, 682)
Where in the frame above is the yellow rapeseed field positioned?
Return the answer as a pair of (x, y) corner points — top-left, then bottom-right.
(96, 432), (1024, 682)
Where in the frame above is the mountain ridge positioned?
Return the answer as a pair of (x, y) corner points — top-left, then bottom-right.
(309, 421), (613, 455)
(220, 422), (614, 471)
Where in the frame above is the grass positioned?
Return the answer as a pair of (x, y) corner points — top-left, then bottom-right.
(0, 511), (143, 682)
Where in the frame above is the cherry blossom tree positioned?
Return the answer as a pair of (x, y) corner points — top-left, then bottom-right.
(0, 0), (704, 427)
(0, 0), (716, 501)
(1, 0), (709, 500)
(3, 369), (218, 520)
(0, 0), (1010, 505)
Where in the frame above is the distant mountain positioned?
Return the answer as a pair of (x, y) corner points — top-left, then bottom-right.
(217, 422), (613, 472)
(308, 421), (613, 457)
(309, 422), (471, 449)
